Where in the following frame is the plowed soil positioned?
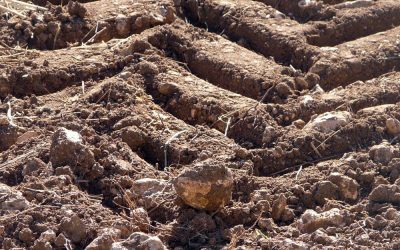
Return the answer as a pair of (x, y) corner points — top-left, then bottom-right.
(2, 0), (400, 249)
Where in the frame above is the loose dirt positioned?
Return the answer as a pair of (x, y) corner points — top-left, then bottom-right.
(2, 0), (400, 249)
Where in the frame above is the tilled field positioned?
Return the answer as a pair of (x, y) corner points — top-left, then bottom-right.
(2, 0), (400, 249)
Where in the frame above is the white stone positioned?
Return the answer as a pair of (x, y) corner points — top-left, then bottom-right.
(304, 111), (351, 133)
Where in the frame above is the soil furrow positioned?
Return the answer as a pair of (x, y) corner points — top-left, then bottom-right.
(177, 0), (319, 70)
(146, 22), (319, 104)
(129, 53), (279, 149)
(271, 72), (400, 125)
(310, 25), (400, 90)
(252, 104), (399, 175)
(254, 0), (337, 22)
(0, 43), (127, 98)
(0, 0), (175, 49)
(306, 1), (400, 46)
(80, 70), (246, 169)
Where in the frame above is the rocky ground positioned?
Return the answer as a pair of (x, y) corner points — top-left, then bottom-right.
(2, 0), (400, 249)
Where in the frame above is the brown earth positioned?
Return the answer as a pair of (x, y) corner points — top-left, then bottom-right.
(2, 0), (400, 249)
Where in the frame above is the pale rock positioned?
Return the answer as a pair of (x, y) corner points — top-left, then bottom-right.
(369, 142), (394, 165)
(298, 208), (345, 233)
(111, 232), (166, 250)
(0, 183), (29, 211)
(328, 172), (359, 201)
(304, 111), (351, 133)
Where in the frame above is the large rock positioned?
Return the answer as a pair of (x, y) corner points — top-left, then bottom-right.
(0, 183), (29, 211)
(304, 111), (351, 133)
(111, 232), (166, 250)
(173, 161), (233, 211)
(298, 208), (345, 233)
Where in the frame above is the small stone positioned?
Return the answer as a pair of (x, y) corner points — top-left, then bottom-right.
(54, 233), (67, 247)
(305, 73), (320, 89)
(0, 117), (18, 150)
(130, 178), (171, 209)
(39, 229), (56, 242)
(328, 172), (359, 201)
(85, 228), (120, 250)
(255, 200), (271, 213)
(19, 228), (34, 243)
(115, 14), (130, 36)
(311, 229), (336, 245)
(312, 181), (339, 205)
(22, 158), (48, 177)
(130, 208), (150, 232)
(298, 208), (345, 233)
(0, 183), (29, 211)
(111, 232), (166, 250)
(173, 161), (233, 211)
(258, 218), (277, 231)
(293, 119), (306, 129)
(121, 126), (146, 150)
(281, 208), (295, 222)
(67, 1), (87, 18)
(262, 125), (277, 144)
(50, 127), (95, 176)
(385, 208), (399, 220)
(275, 82), (293, 97)
(386, 118), (400, 135)
(60, 214), (87, 243)
(283, 239), (309, 250)
(32, 241), (52, 250)
(137, 61), (159, 76)
(119, 71), (132, 80)
(271, 194), (287, 221)
(0, 115), (9, 125)
(295, 77), (309, 90)
(304, 111), (351, 133)
(157, 82), (179, 95)
(132, 178), (168, 197)
(369, 142), (394, 165)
